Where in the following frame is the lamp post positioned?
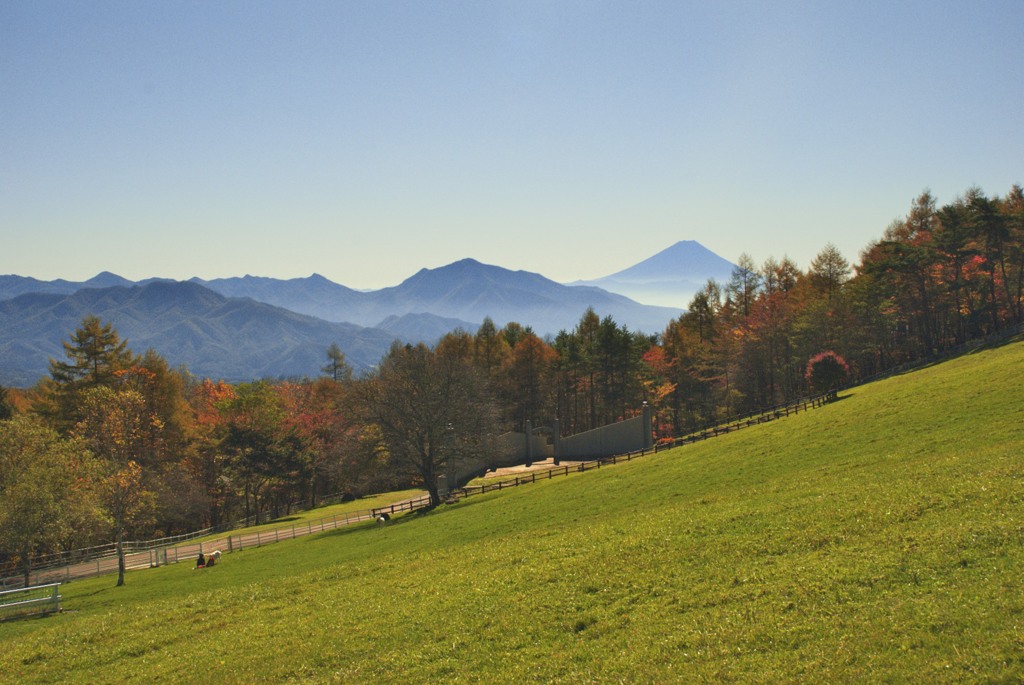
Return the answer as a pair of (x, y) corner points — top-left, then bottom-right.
(642, 400), (653, 450)
(442, 421), (455, 499)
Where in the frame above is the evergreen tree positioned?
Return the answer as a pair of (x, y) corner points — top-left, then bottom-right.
(726, 253), (762, 318)
(0, 383), (12, 421)
(809, 244), (851, 306)
(322, 343), (352, 382)
(473, 317), (510, 379)
(1000, 184), (1024, 324)
(219, 381), (290, 526)
(44, 316), (136, 430)
(50, 315), (134, 387)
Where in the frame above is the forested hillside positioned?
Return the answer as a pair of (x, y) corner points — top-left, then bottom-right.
(0, 184), (1021, 581)
(0, 281), (397, 386)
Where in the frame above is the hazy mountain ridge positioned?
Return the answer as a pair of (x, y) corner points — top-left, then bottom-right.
(357, 259), (681, 334)
(1, 242), (734, 385)
(187, 258), (681, 333)
(0, 282), (396, 387)
(376, 312), (479, 342)
(570, 240), (737, 308)
(189, 273), (366, 323)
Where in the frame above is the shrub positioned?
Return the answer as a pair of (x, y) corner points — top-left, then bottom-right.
(806, 351), (850, 392)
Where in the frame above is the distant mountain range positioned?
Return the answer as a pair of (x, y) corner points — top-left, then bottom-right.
(189, 258), (681, 333)
(0, 241), (735, 386)
(571, 240), (736, 308)
(0, 271), (153, 299)
(0, 281), (397, 387)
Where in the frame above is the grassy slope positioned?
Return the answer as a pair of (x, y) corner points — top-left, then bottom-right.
(187, 488), (427, 545)
(2, 340), (1022, 683)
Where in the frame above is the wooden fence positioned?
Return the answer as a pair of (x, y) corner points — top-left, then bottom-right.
(455, 391), (838, 497)
(653, 391), (837, 452)
(0, 486), (380, 586)
(1, 498), (432, 589)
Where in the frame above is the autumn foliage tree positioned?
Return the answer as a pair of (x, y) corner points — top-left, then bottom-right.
(0, 416), (98, 586)
(322, 343), (352, 382)
(278, 378), (366, 506)
(359, 341), (498, 507)
(75, 386), (157, 586)
(185, 378), (236, 527)
(805, 351), (850, 393)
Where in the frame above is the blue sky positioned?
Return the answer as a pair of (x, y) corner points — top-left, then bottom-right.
(2, 1), (1021, 289)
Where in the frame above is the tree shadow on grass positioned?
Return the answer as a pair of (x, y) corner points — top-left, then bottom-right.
(266, 516), (301, 524)
(0, 611), (60, 624)
(316, 495), (503, 543)
(313, 506), (444, 540)
(885, 332), (1023, 379)
(968, 332), (1024, 353)
(316, 520), (380, 541)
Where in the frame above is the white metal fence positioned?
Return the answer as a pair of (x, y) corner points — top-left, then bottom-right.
(0, 583), (61, 620)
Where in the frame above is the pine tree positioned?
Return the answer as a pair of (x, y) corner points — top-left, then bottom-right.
(44, 316), (136, 430)
(50, 316), (133, 387)
(321, 343), (352, 382)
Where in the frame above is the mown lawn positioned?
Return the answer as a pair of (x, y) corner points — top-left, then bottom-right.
(2, 340), (1022, 683)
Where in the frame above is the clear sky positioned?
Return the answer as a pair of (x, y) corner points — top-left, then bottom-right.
(2, 1), (1021, 289)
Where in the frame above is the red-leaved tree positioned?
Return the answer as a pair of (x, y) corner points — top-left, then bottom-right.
(805, 351), (850, 393)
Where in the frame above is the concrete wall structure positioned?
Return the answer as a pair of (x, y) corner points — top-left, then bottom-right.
(555, 405), (653, 460)
(442, 409), (651, 492)
(446, 422), (555, 488)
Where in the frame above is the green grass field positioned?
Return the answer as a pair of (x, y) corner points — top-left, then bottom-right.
(186, 488), (427, 545)
(2, 340), (1023, 683)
